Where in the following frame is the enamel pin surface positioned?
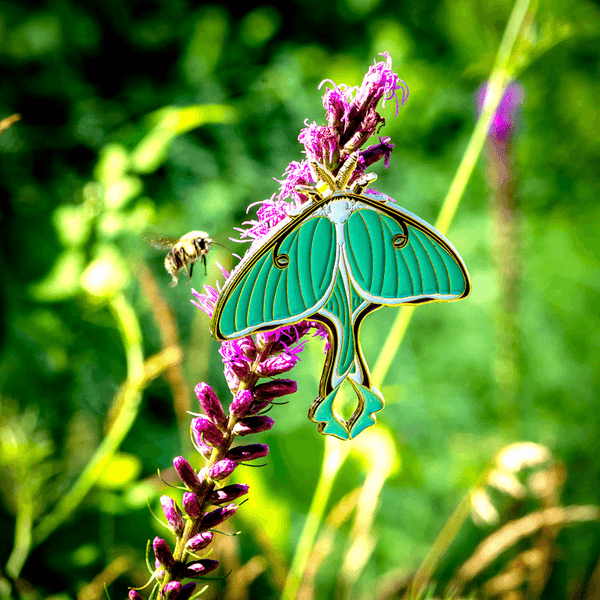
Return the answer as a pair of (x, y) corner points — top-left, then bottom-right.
(210, 155), (470, 439)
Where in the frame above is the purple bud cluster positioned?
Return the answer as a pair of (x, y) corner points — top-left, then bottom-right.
(277, 51), (407, 204)
(143, 375), (297, 596)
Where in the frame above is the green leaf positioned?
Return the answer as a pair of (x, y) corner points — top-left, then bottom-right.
(130, 104), (236, 174)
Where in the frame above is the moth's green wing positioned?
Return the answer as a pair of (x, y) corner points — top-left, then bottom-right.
(344, 208), (469, 303)
(212, 216), (337, 339)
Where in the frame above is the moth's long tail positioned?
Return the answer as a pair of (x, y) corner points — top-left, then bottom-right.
(309, 277), (384, 439)
(311, 381), (384, 439)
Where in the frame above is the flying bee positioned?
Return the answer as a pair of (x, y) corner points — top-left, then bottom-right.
(148, 231), (222, 287)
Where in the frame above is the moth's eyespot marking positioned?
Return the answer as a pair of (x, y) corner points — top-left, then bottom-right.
(392, 233), (408, 249)
(274, 253), (290, 269)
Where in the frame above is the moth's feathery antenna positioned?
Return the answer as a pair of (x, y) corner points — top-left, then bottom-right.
(352, 172), (377, 195)
(310, 160), (337, 192)
(335, 152), (359, 190)
(295, 184), (322, 200)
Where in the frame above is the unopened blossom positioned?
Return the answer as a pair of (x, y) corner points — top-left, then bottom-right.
(173, 456), (201, 492)
(202, 503), (238, 529)
(183, 492), (201, 519)
(227, 444), (270, 462)
(192, 417), (225, 447)
(177, 584), (197, 600)
(207, 458), (237, 481)
(194, 383), (227, 426)
(186, 531), (213, 552)
(256, 353), (300, 377)
(153, 537), (175, 571)
(162, 581), (181, 599)
(160, 496), (184, 536)
(229, 389), (254, 418)
(185, 560), (219, 578)
(253, 378), (298, 401)
(233, 416), (274, 437)
(210, 483), (249, 504)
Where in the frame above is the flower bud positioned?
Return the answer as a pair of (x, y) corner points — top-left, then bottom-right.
(195, 383), (227, 426)
(177, 583), (197, 600)
(129, 592), (144, 600)
(153, 537), (175, 571)
(194, 435), (214, 459)
(210, 484), (249, 505)
(162, 581), (181, 599)
(192, 417), (225, 447)
(237, 337), (256, 358)
(183, 492), (201, 519)
(229, 389), (253, 418)
(186, 531), (213, 552)
(233, 416), (274, 436)
(227, 444), (269, 462)
(173, 457), (201, 492)
(202, 503), (237, 529)
(256, 354), (298, 377)
(153, 558), (166, 581)
(207, 459), (237, 481)
(253, 378), (297, 401)
(160, 496), (184, 535)
(185, 559), (219, 578)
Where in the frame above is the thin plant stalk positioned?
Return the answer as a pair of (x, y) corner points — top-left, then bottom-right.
(281, 437), (351, 600)
(5, 484), (35, 579)
(32, 293), (145, 548)
(374, 0), (532, 385)
(281, 0), (533, 595)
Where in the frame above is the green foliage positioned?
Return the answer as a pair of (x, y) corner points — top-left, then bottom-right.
(1, 0), (600, 598)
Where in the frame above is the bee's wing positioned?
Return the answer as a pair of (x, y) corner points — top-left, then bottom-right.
(145, 234), (178, 250)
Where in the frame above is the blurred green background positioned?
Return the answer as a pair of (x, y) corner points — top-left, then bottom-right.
(1, 0), (600, 598)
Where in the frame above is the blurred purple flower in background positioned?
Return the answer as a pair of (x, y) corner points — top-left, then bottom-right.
(476, 81), (524, 143)
(475, 79), (525, 419)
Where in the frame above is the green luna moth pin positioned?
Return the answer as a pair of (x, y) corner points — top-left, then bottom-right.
(210, 154), (470, 439)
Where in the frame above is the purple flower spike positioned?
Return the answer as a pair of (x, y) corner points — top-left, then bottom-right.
(476, 81), (524, 142)
(253, 378), (298, 400)
(194, 383), (227, 426)
(227, 443), (270, 462)
(153, 537), (175, 571)
(202, 503), (238, 530)
(233, 416), (274, 437)
(229, 389), (253, 418)
(160, 496), (184, 536)
(129, 591), (144, 600)
(207, 458), (237, 481)
(173, 457), (201, 492)
(183, 491), (201, 519)
(192, 417), (225, 448)
(177, 583), (197, 600)
(210, 483), (250, 505)
(185, 559), (219, 578)
(186, 531), (214, 552)
(162, 581), (181, 600)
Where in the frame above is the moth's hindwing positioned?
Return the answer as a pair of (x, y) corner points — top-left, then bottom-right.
(212, 215), (337, 339)
(344, 206), (470, 304)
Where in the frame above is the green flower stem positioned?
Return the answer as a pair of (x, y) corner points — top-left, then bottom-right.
(373, 0), (532, 388)
(281, 0), (534, 596)
(281, 436), (351, 600)
(32, 293), (145, 547)
(5, 487), (35, 579)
